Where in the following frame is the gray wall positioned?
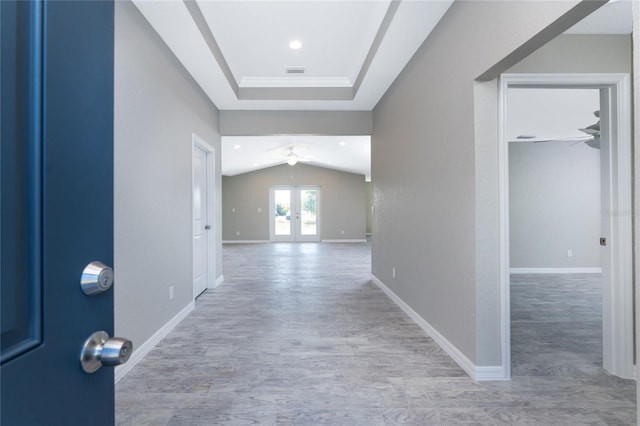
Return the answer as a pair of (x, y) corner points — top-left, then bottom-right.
(509, 142), (601, 269)
(223, 164), (366, 241)
(220, 110), (372, 136)
(508, 34), (632, 73)
(371, 1), (610, 367)
(114, 1), (222, 349)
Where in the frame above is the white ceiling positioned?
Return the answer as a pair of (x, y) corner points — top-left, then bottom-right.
(132, 0), (454, 111)
(198, 1), (389, 87)
(132, 0), (632, 178)
(507, 89), (600, 143)
(222, 135), (371, 179)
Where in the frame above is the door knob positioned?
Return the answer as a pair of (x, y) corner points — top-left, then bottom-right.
(81, 261), (114, 295)
(80, 331), (133, 373)
(205, 224), (211, 230)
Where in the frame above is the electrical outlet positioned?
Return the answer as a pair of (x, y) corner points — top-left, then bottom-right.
(232, 207), (236, 213)
(392, 267), (396, 279)
(341, 230), (345, 235)
(169, 286), (174, 300)
(567, 249), (573, 258)
(236, 231), (240, 236)
(257, 207), (262, 213)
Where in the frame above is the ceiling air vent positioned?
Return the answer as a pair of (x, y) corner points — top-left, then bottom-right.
(285, 67), (305, 75)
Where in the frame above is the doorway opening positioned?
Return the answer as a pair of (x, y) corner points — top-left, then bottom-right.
(221, 135), (370, 244)
(499, 74), (633, 379)
(507, 87), (604, 377)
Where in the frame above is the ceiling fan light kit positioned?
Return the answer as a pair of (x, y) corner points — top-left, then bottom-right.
(286, 148), (298, 166)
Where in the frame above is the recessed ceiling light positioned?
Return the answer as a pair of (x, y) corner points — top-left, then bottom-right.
(233, 144), (241, 149)
(289, 40), (302, 50)
(338, 141), (346, 146)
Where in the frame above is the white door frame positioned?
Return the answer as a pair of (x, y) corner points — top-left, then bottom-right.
(269, 186), (321, 242)
(498, 73), (633, 379)
(192, 134), (216, 299)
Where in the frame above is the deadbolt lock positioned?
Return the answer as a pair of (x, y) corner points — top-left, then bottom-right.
(81, 261), (114, 295)
(600, 237), (607, 246)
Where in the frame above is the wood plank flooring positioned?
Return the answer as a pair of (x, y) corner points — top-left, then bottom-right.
(116, 243), (636, 425)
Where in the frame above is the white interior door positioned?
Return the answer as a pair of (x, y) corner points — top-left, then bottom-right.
(193, 141), (215, 298)
(270, 186), (320, 242)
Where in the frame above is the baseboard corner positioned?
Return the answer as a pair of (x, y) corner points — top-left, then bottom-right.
(475, 365), (509, 381)
(114, 300), (195, 383)
(370, 274), (476, 380)
(213, 275), (224, 288)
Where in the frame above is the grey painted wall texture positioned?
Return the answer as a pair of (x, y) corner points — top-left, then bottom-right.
(222, 164), (366, 241)
(371, 1), (614, 367)
(220, 110), (372, 136)
(114, 1), (222, 349)
(508, 34), (632, 74)
(509, 142), (601, 269)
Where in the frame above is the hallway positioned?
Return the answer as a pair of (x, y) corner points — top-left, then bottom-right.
(116, 243), (635, 425)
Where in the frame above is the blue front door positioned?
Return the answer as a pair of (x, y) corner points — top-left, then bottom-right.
(1, 1), (116, 424)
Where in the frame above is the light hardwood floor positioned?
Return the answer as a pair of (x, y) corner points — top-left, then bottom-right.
(116, 243), (636, 425)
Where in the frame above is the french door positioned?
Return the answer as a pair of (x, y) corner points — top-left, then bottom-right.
(270, 186), (320, 242)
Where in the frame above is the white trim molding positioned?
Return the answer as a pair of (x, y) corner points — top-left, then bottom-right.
(499, 73), (634, 380)
(213, 275), (224, 288)
(222, 240), (270, 244)
(475, 366), (508, 381)
(115, 301), (195, 383)
(321, 239), (368, 243)
(510, 268), (602, 274)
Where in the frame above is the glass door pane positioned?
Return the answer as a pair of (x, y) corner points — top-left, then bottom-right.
(274, 189), (291, 236)
(299, 189), (317, 236)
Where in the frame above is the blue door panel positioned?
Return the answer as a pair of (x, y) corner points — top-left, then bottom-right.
(1, 1), (115, 424)
(0, 0), (43, 364)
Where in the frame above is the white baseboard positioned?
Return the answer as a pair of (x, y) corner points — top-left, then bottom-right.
(114, 301), (195, 383)
(321, 239), (367, 243)
(370, 274), (477, 380)
(510, 267), (602, 274)
(370, 275), (508, 382)
(475, 365), (509, 381)
(223, 240), (269, 244)
(212, 275), (224, 288)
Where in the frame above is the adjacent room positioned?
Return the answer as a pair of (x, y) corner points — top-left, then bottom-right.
(507, 88), (604, 377)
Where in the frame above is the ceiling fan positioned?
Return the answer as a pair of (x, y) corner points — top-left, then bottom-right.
(276, 147), (312, 166)
(512, 110), (601, 149)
